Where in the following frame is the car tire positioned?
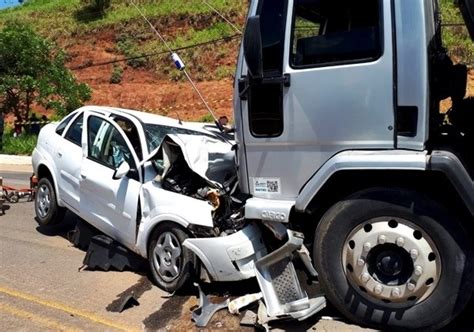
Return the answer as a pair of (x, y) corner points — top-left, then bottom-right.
(313, 187), (474, 330)
(148, 223), (198, 292)
(35, 177), (66, 226)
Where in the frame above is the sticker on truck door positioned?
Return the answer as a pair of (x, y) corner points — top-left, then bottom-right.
(253, 178), (281, 194)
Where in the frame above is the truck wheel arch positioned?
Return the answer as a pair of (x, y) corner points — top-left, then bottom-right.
(297, 169), (473, 240)
(295, 151), (473, 222)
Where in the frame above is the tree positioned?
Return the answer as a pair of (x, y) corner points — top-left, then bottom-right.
(0, 21), (91, 128)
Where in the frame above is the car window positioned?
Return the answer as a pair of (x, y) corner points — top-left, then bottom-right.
(112, 116), (143, 161)
(88, 116), (136, 170)
(64, 113), (84, 146)
(55, 112), (77, 136)
(143, 124), (206, 153)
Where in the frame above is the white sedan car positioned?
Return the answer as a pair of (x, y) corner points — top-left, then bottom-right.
(32, 106), (240, 291)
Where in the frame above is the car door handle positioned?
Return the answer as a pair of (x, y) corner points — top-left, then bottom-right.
(57, 150), (63, 158)
(80, 172), (87, 179)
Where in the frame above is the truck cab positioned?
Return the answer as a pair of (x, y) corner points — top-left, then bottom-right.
(233, 0), (474, 329)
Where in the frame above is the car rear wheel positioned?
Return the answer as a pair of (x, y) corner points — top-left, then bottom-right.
(314, 188), (474, 330)
(148, 223), (198, 292)
(35, 177), (66, 226)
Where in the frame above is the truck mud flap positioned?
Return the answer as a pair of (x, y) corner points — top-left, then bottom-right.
(83, 235), (146, 272)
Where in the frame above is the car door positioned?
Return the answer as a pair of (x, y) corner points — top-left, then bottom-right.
(55, 112), (84, 213)
(79, 112), (142, 249)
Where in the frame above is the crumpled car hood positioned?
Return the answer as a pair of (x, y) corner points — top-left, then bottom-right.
(154, 134), (236, 187)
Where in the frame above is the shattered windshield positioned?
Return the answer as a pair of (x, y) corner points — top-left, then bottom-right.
(143, 124), (206, 153)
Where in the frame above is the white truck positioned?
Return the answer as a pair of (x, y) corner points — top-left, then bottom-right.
(33, 0), (473, 329)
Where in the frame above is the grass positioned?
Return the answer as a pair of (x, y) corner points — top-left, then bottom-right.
(0, 0), (246, 39)
(1, 133), (38, 156)
(198, 113), (215, 123)
(0, 0), (245, 81)
(440, 0), (474, 65)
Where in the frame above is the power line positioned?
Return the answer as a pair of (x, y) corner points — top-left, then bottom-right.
(202, 0), (242, 34)
(128, 0), (226, 135)
(71, 33), (240, 70)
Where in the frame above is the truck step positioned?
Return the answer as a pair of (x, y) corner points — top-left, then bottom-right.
(255, 229), (326, 320)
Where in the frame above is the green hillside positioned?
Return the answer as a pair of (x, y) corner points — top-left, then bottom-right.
(0, 0), (247, 81)
(0, 0), (471, 80)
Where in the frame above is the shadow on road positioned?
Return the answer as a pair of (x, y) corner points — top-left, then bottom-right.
(35, 211), (78, 242)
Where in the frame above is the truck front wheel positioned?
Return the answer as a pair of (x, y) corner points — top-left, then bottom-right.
(314, 188), (474, 330)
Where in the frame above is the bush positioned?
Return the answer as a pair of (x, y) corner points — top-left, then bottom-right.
(109, 65), (123, 84)
(117, 38), (147, 69)
(198, 113), (215, 123)
(0, 133), (38, 156)
(80, 0), (111, 13)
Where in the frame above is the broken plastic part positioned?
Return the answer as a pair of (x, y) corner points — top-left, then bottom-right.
(83, 235), (146, 272)
(228, 293), (263, 315)
(192, 283), (230, 327)
(297, 245), (318, 278)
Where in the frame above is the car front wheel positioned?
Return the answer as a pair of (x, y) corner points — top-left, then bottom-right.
(314, 188), (474, 330)
(148, 223), (198, 292)
(35, 177), (66, 226)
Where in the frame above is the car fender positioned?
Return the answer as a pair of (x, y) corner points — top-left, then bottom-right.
(136, 183), (215, 257)
(135, 213), (193, 257)
(32, 147), (63, 207)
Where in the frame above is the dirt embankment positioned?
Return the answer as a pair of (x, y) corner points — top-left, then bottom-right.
(19, 28), (473, 123)
(66, 30), (236, 122)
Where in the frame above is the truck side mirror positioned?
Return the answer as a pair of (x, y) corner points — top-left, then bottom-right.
(243, 15), (264, 79)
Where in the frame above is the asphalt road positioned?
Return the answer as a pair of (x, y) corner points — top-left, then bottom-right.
(0, 171), (472, 331)
(0, 171), (373, 331)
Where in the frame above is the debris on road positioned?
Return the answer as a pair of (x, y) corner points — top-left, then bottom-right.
(228, 292), (262, 315)
(83, 235), (146, 272)
(192, 283), (230, 327)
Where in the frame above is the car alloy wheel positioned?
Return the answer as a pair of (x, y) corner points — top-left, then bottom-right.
(36, 183), (51, 218)
(152, 231), (183, 282)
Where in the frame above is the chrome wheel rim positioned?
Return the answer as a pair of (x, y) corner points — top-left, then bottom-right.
(153, 232), (182, 282)
(36, 184), (51, 219)
(343, 217), (441, 305)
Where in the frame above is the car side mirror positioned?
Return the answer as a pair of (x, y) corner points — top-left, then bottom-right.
(113, 161), (131, 180)
(243, 15), (264, 79)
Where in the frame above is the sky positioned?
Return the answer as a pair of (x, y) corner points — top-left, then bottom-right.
(0, 0), (22, 10)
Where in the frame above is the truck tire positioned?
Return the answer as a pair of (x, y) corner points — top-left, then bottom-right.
(148, 223), (198, 292)
(35, 177), (66, 226)
(313, 188), (474, 330)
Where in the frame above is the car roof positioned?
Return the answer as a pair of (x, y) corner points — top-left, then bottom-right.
(76, 105), (214, 133)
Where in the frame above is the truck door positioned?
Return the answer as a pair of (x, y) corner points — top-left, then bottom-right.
(238, 0), (395, 200)
(79, 112), (142, 249)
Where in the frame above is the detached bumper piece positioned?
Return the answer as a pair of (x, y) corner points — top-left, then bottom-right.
(254, 230), (326, 321)
(192, 283), (230, 327)
(83, 235), (146, 272)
